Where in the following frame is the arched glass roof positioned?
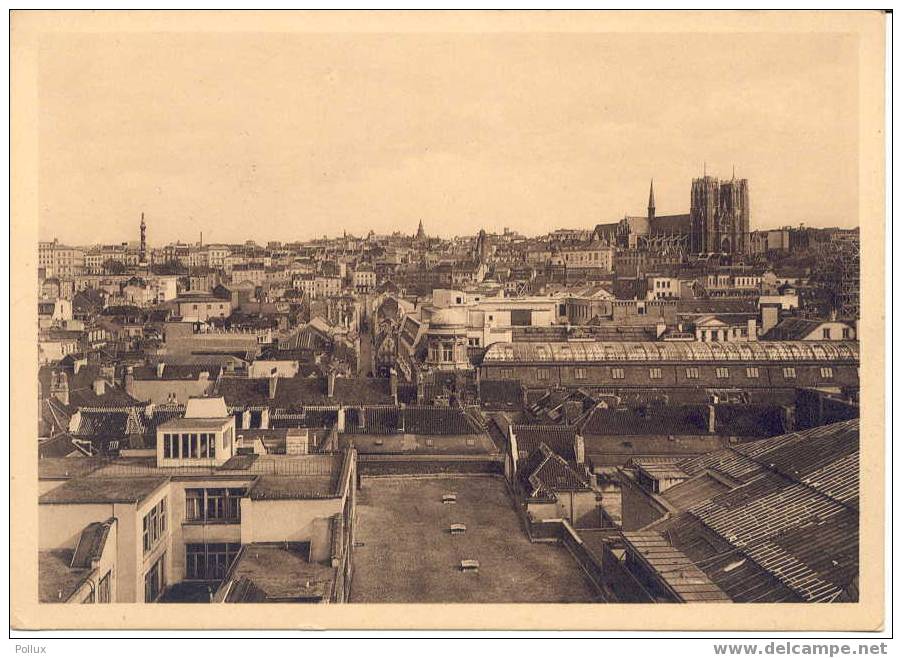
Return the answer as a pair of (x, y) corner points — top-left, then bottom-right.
(482, 341), (860, 363)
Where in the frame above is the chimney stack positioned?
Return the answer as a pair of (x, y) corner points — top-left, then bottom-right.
(268, 375), (278, 401)
(747, 318), (758, 341)
(92, 379), (106, 396)
(242, 409), (251, 430)
(328, 370), (337, 398)
(260, 407), (270, 430)
(50, 371), (70, 406)
(156, 362), (165, 379)
(707, 404), (716, 433)
(390, 368), (398, 405)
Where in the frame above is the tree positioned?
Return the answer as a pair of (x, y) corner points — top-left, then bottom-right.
(103, 259), (127, 275)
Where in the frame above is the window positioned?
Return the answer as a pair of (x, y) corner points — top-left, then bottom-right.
(536, 368), (550, 381)
(611, 368), (625, 380)
(499, 368), (514, 379)
(822, 327), (831, 339)
(716, 367), (730, 379)
(185, 488), (244, 523)
(685, 367), (699, 380)
(98, 571), (111, 603)
(783, 367), (797, 379)
(649, 368), (662, 380)
(746, 367), (760, 379)
(574, 367), (587, 380)
(442, 344), (454, 362)
(185, 543), (241, 581)
(820, 367), (834, 379)
(144, 554), (165, 602)
(637, 306), (646, 316)
(142, 497), (167, 555)
(842, 328), (851, 339)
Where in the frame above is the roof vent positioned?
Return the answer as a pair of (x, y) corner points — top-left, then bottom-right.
(449, 523), (467, 535)
(442, 493), (457, 504)
(460, 559), (479, 572)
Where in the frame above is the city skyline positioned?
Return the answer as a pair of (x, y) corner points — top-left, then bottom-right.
(38, 31), (859, 245)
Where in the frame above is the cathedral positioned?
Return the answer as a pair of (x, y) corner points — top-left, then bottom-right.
(592, 174), (750, 257)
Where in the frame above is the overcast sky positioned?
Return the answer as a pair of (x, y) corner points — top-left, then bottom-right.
(38, 31), (859, 246)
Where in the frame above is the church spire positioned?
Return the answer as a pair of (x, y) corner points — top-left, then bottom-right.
(648, 179), (656, 223)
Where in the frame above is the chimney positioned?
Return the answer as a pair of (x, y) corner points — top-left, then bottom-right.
(156, 362), (165, 379)
(50, 371), (70, 406)
(390, 368), (398, 405)
(328, 370), (337, 398)
(656, 318), (666, 339)
(285, 429), (308, 455)
(336, 406), (346, 433)
(574, 433), (585, 465)
(124, 366), (135, 391)
(268, 375), (278, 401)
(747, 318), (758, 341)
(707, 404), (716, 433)
(242, 409), (251, 430)
(260, 407), (270, 430)
(93, 379), (106, 396)
(359, 407), (366, 430)
(144, 402), (155, 419)
(760, 304), (779, 336)
(781, 405), (795, 433)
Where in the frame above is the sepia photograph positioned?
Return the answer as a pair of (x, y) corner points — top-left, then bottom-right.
(9, 8), (888, 635)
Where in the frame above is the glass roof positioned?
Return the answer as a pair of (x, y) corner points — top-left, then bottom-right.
(482, 341), (860, 363)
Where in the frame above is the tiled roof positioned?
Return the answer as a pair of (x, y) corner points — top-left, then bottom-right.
(761, 318), (840, 341)
(644, 419), (859, 602)
(479, 379), (523, 406)
(582, 406), (708, 436)
(343, 406), (481, 435)
(131, 365), (221, 381)
(621, 531), (730, 602)
(73, 408), (146, 438)
(527, 445), (591, 496)
(511, 425), (577, 461)
(217, 376), (393, 408)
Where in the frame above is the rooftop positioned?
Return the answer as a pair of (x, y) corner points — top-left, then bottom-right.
(482, 341), (860, 364)
(350, 476), (599, 603)
(39, 476), (168, 505)
(39, 550), (92, 603)
(644, 419), (859, 602)
(219, 543), (335, 602)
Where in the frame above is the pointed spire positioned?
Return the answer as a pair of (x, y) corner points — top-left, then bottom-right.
(648, 179), (656, 211)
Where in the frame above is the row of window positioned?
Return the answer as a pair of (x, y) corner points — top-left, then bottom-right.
(499, 366), (835, 381)
(185, 543), (242, 581)
(185, 488), (245, 523)
(162, 432), (217, 460)
(142, 497), (167, 555)
(144, 554), (165, 603)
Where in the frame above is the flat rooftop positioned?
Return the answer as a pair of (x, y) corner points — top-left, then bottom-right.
(39, 476), (168, 505)
(349, 475), (600, 603)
